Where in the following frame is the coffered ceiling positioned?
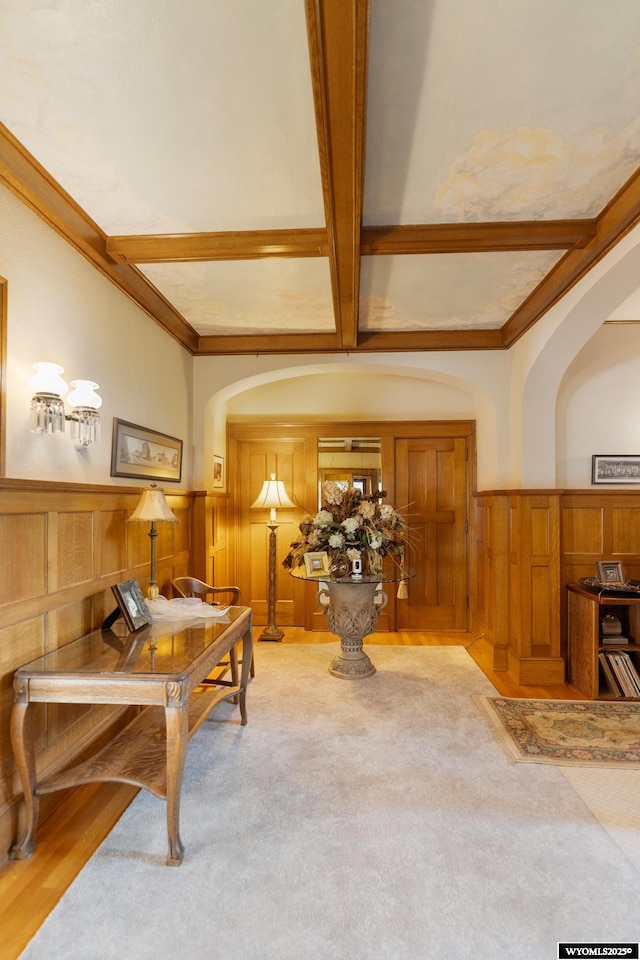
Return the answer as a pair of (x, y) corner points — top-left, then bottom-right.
(1, 0), (640, 355)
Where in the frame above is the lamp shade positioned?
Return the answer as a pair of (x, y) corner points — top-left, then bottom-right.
(250, 474), (295, 513)
(29, 362), (68, 397)
(128, 486), (179, 523)
(67, 380), (102, 410)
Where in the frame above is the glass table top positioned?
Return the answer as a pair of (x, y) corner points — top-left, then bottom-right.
(289, 565), (413, 585)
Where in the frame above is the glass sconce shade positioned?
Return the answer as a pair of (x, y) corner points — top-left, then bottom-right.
(29, 362), (68, 396)
(29, 363), (69, 434)
(67, 380), (102, 410)
(67, 380), (102, 446)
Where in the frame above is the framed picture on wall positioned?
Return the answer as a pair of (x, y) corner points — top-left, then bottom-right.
(592, 454), (640, 484)
(110, 419), (183, 483)
(213, 455), (224, 488)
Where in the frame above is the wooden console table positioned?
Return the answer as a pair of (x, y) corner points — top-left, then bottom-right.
(10, 606), (252, 866)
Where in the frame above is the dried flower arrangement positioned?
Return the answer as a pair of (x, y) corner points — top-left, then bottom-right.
(282, 481), (407, 577)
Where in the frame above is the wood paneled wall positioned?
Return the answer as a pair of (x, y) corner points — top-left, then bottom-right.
(0, 479), (200, 867)
(474, 489), (640, 685)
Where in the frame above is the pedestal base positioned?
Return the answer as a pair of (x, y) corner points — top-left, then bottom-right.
(259, 625), (284, 642)
(329, 649), (376, 679)
(319, 580), (387, 680)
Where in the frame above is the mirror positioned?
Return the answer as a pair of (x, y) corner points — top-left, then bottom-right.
(317, 437), (382, 505)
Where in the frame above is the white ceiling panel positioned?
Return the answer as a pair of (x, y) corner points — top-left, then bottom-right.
(360, 251), (563, 330)
(365, 0), (640, 224)
(0, 0), (324, 233)
(139, 258), (335, 335)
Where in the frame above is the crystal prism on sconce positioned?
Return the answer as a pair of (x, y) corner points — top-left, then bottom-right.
(29, 362), (102, 445)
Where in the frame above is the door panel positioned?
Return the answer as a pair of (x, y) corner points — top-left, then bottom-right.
(396, 438), (469, 630)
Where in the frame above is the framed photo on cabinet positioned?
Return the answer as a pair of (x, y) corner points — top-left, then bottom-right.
(595, 561), (626, 586)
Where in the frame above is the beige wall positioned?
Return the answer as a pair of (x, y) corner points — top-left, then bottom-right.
(0, 184), (194, 488)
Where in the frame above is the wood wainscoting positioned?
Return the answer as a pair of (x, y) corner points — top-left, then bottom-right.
(0, 479), (199, 869)
(473, 488), (640, 685)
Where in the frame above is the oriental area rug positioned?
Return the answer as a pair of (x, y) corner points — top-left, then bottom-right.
(475, 695), (640, 766)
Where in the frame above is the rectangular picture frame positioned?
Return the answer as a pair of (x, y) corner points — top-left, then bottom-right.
(111, 579), (152, 632)
(111, 418), (183, 482)
(212, 455), (224, 488)
(596, 561), (626, 586)
(591, 454), (640, 485)
(304, 552), (330, 577)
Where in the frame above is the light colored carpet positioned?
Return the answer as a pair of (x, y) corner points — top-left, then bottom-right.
(474, 696), (640, 766)
(20, 644), (640, 960)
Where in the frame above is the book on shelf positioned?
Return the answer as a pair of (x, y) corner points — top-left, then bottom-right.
(602, 650), (640, 697)
(601, 635), (630, 644)
(599, 652), (622, 696)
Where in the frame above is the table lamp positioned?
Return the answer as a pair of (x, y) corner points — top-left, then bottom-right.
(128, 484), (179, 598)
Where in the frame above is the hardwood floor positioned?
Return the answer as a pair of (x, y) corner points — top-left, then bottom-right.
(0, 630), (582, 960)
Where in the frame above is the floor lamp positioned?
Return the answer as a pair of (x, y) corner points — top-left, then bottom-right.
(128, 484), (179, 599)
(251, 473), (295, 641)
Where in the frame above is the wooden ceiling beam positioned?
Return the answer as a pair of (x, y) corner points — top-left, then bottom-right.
(196, 332), (341, 355)
(107, 228), (329, 264)
(196, 328), (503, 355)
(356, 328), (504, 351)
(306, 0), (369, 349)
(0, 124), (198, 353)
(361, 220), (597, 255)
(502, 167), (640, 346)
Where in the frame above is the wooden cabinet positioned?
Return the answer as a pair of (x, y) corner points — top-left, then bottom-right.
(567, 584), (640, 699)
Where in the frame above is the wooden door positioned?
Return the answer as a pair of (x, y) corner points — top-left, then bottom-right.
(234, 439), (308, 628)
(395, 437), (469, 630)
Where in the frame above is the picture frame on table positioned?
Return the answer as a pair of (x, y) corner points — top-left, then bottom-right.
(591, 455), (640, 485)
(596, 561), (626, 586)
(110, 418), (182, 483)
(213, 455), (224, 488)
(304, 552), (330, 577)
(111, 579), (152, 632)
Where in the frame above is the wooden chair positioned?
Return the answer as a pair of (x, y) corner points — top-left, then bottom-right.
(171, 577), (254, 680)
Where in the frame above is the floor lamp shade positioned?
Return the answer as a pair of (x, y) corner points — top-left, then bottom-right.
(128, 485), (178, 599)
(250, 474), (296, 521)
(250, 474), (295, 641)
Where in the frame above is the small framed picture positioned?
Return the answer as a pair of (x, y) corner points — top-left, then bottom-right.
(212, 455), (224, 489)
(304, 552), (330, 577)
(592, 455), (640, 484)
(111, 579), (152, 632)
(596, 561), (626, 586)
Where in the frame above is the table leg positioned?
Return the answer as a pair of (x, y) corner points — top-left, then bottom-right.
(165, 698), (189, 866)
(238, 626), (253, 726)
(10, 696), (38, 859)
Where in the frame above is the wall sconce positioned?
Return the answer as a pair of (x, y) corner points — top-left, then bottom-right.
(250, 473), (295, 641)
(127, 484), (179, 599)
(29, 362), (102, 446)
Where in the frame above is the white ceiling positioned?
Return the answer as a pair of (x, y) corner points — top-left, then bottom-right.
(1, 0), (639, 354)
